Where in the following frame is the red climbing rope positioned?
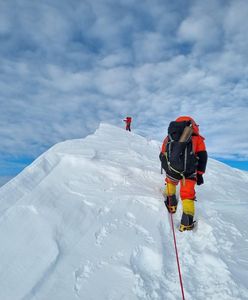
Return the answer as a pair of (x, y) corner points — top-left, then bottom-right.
(168, 210), (185, 300)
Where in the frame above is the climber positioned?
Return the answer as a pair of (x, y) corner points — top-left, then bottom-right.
(159, 116), (208, 231)
(123, 117), (132, 131)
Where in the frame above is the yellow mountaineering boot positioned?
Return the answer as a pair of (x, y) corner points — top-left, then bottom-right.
(164, 194), (178, 214)
(179, 199), (195, 231)
(163, 182), (178, 213)
(179, 213), (195, 231)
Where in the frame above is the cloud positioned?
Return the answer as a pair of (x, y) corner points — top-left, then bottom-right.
(1, 0), (248, 181)
(224, 0), (248, 53)
(177, 1), (224, 51)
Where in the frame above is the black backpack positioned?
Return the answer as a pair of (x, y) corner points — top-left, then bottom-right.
(162, 121), (198, 179)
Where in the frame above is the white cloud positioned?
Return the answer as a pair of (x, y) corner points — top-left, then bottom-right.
(94, 67), (134, 97)
(1, 0), (248, 176)
(177, 1), (224, 52)
(132, 32), (170, 63)
(99, 51), (132, 68)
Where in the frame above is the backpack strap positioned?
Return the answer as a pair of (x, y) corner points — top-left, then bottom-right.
(168, 133), (174, 141)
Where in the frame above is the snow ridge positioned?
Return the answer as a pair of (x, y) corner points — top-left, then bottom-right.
(0, 123), (247, 300)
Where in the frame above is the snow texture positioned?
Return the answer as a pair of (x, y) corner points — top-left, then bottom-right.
(0, 123), (248, 300)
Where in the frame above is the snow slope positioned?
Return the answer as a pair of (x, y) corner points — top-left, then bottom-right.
(0, 123), (248, 300)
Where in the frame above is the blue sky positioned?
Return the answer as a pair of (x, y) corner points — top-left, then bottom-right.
(1, 0), (248, 186)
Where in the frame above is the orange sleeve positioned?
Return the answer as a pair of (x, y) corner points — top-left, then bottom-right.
(194, 135), (207, 174)
(194, 135), (206, 153)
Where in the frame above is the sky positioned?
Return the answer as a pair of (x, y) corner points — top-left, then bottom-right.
(1, 0), (248, 185)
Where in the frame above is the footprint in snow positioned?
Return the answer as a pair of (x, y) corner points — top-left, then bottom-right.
(94, 223), (118, 246)
(74, 260), (93, 295)
(130, 246), (164, 299)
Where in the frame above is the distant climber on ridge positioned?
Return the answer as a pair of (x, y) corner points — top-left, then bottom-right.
(159, 116), (208, 231)
(123, 116), (132, 131)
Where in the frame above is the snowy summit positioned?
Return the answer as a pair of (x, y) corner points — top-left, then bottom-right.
(0, 123), (248, 300)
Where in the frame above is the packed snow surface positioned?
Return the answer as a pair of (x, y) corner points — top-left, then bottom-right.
(0, 123), (248, 300)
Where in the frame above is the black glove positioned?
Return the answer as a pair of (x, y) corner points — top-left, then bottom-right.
(197, 173), (204, 185)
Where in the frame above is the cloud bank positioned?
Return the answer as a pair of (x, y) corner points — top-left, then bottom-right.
(1, 0), (248, 181)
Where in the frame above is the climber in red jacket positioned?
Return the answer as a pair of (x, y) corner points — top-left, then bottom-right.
(123, 117), (132, 131)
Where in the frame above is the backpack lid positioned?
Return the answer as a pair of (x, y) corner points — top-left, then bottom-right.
(175, 116), (199, 135)
(168, 121), (191, 141)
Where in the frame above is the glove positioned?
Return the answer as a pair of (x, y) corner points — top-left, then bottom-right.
(197, 173), (204, 185)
